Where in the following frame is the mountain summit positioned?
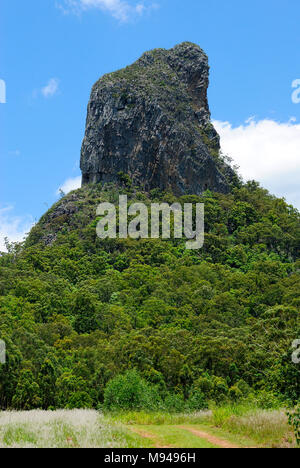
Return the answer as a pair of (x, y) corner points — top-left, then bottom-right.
(80, 42), (234, 195)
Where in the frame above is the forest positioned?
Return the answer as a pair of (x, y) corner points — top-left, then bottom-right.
(0, 179), (299, 412)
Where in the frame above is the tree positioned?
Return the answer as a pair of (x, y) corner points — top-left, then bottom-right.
(12, 369), (41, 410)
(104, 370), (160, 411)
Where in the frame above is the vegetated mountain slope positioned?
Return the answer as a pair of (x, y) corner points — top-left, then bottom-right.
(0, 181), (299, 410)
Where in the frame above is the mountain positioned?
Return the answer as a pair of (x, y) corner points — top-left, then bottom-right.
(0, 44), (299, 411)
(80, 42), (235, 195)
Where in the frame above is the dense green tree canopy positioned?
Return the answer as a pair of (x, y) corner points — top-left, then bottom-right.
(0, 181), (299, 409)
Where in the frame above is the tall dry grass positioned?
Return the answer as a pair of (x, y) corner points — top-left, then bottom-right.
(0, 410), (142, 448)
(212, 408), (296, 448)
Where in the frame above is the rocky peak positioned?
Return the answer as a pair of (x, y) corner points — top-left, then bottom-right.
(80, 42), (234, 195)
(137, 42), (210, 121)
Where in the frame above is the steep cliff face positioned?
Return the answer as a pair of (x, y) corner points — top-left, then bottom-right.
(80, 42), (233, 195)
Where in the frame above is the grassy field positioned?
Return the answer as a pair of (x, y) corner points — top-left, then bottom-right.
(0, 407), (297, 448)
(0, 410), (146, 449)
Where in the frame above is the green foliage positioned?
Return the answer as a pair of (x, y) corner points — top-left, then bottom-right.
(66, 392), (93, 409)
(186, 389), (208, 411)
(104, 370), (161, 411)
(117, 171), (132, 189)
(287, 407), (300, 445)
(0, 182), (299, 411)
(163, 393), (185, 413)
(12, 369), (41, 410)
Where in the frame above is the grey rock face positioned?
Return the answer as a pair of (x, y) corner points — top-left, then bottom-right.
(80, 42), (233, 195)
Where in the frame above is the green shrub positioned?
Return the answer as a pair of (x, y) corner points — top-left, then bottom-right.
(254, 391), (283, 410)
(193, 375), (229, 404)
(104, 370), (161, 411)
(163, 393), (186, 413)
(66, 391), (93, 409)
(229, 386), (243, 402)
(287, 407), (300, 446)
(187, 389), (208, 411)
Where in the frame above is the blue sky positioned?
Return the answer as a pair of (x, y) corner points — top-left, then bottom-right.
(1, 0), (300, 249)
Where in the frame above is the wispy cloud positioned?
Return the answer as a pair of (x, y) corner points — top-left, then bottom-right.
(0, 206), (34, 252)
(56, 176), (82, 195)
(214, 117), (300, 209)
(41, 78), (59, 98)
(57, 0), (158, 22)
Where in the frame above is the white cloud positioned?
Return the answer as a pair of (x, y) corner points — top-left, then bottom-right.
(0, 206), (34, 252)
(58, 0), (156, 22)
(56, 176), (82, 195)
(41, 78), (59, 98)
(214, 118), (300, 209)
